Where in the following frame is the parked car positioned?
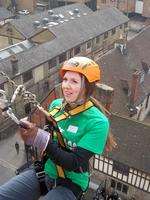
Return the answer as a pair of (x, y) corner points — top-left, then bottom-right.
(18, 9), (30, 15)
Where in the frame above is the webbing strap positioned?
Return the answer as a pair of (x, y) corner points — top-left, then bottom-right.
(56, 165), (65, 178)
(49, 101), (93, 122)
(48, 107), (60, 116)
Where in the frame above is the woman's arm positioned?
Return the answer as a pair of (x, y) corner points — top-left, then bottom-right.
(46, 142), (94, 172)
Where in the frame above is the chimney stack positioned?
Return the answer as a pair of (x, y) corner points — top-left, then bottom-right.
(10, 55), (18, 75)
(130, 70), (140, 106)
(94, 83), (114, 111)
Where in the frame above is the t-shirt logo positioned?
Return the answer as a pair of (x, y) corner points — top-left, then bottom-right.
(67, 125), (78, 133)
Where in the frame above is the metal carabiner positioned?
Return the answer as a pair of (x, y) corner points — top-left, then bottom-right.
(0, 89), (28, 129)
(0, 89), (20, 124)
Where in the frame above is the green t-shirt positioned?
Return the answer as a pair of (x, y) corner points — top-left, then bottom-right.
(44, 98), (109, 190)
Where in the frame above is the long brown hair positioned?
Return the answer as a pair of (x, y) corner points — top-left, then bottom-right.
(84, 79), (117, 153)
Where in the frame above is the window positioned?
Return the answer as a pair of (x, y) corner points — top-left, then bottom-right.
(49, 58), (57, 68)
(59, 53), (66, 63)
(34, 66), (44, 83)
(111, 179), (129, 194)
(104, 32), (108, 39)
(68, 49), (74, 59)
(111, 28), (116, 35)
(23, 70), (33, 83)
(117, 182), (122, 191)
(58, 1), (65, 6)
(74, 46), (81, 55)
(122, 185), (128, 194)
(95, 36), (100, 44)
(86, 41), (92, 49)
(43, 81), (49, 92)
(111, 179), (116, 188)
(119, 24), (123, 29)
(24, 103), (31, 114)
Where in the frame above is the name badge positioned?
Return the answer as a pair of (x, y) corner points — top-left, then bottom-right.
(67, 125), (78, 133)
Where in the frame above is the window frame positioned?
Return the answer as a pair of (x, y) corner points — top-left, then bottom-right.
(49, 57), (57, 69)
(86, 40), (92, 50)
(74, 46), (81, 55)
(111, 28), (116, 35)
(59, 52), (67, 64)
(22, 70), (33, 83)
(104, 32), (108, 39)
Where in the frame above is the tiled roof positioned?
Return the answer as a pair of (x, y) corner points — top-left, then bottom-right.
(10, 3), (93, 38)
(0, 7), (14, 21)
(108, 114), (150, 173)
(99, 27), (150, 116)
(10, 5), (128, 39)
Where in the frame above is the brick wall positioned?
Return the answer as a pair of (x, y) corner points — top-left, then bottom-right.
(16, 0), (37, 13)
(97, 0), (135, 13)
(143, 0), (150, 18)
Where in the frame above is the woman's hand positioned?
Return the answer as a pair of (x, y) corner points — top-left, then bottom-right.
(19, 118), (51, 156)
(19, 118), (38, 146)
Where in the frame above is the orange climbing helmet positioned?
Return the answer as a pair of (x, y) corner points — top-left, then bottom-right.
(60, 56), (101, 83)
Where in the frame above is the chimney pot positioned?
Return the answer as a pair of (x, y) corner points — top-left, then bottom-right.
(10, 55), (18, 75)
(94, 83), (114, 111)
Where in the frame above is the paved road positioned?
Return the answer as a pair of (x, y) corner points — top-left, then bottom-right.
(0, 132), (26, 185)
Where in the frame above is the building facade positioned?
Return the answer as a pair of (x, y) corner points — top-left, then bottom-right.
(97, 0), (150, 18)
(49, 0), (97, 11)
(142, 0), (150, 18)
(0, 0), (37, 12)
(15, 0), (37, 12)
(97, 0), (135, 14)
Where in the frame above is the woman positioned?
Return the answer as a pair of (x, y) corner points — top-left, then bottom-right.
(0, 57), (109, 200)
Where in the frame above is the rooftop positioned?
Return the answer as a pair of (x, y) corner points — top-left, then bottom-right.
(0, 7), (14, 21)
(99, 26), (150, 116)
(108, 113), (150, 174)
(9, 3), (93, 38)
